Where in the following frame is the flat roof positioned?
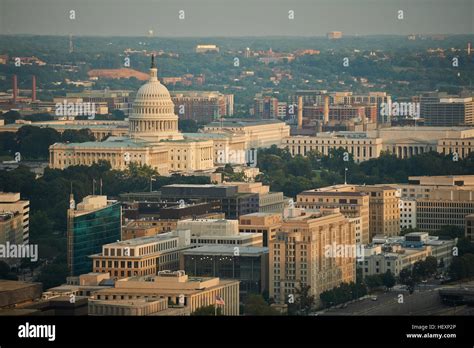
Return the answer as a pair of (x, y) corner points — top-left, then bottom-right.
(182, 245), (268, 256)
(53, 136), (150, 149)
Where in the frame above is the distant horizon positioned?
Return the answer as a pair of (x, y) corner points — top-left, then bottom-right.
(1, 0), (473, 37)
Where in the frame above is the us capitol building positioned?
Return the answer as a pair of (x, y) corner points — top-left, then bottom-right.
(49, 57), (290, 175)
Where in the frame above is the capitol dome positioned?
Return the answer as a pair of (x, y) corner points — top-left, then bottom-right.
(129, 55), (183, 142)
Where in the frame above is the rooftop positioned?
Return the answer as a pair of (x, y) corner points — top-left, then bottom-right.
(182, 245), (268, 256)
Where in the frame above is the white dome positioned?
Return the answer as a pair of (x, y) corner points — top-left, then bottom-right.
(128, 58), (183, 141)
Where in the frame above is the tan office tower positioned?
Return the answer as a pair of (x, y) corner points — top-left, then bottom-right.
(0, 192), (30, 244)
(354, 186), (400, 239)
(269, 208), (356, 307)
(296, 187), (370, 244)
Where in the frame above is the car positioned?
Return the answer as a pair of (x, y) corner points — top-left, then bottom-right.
(421, 280), (428, 283)
(370, 296), (378, 301)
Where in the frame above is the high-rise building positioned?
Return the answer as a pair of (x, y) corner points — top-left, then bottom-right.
(296, 187), (370, 244)
(421, 93), (474, 126)
(0, 192), (30, 244)
(355, 186), (400, 239)
(269, 207), (356, 307)
(67, 195), (122, 276)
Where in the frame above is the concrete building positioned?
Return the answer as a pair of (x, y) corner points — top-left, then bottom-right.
(90, 230), (191, 278)
(355, 186), (400, 239)
(359, 244), (432, 277)
(359, 232), (457, 276)
(67, 195), (122, 276)
(203, 119), (290, 149)
(221, 182), (285, 213)
(160, 184), (259, 219)
(282, 133), (383, 163)
(0, 120), (129, 141)
(400, 199), (417, 230)
(417, 187), (474, 232)
(0, 192), (30, 244)
(421, 93), (474, 126)
(239, 212), (283, 247)
(269, 207), (356, 307)
(171, 91), (232, 123)
(0, 212), (24, 265)
(92, 270), (239, 315)
(465, 214), (474, 242)
(296, 187), (370, 244)
(181, 245), (269, 300)
(0, 280), (43, 309)
(177, 219), (263, 247)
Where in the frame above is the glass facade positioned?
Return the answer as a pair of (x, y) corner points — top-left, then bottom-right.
(183, 254), (263, 300)
(70, 203), (121, 276)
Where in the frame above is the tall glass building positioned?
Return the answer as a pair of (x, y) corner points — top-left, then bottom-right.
(67, 195), (121, 276)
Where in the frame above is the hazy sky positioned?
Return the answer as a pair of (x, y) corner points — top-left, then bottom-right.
(1, 0), (473, 37)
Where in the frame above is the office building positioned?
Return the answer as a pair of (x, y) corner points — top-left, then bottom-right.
(160, 184), (259, 219)
(92, 270), (239, 315)
(355, 186), (400, 239)
(67, 195), (122, 276)
(221, 182), (285, 213)
(177, 219), (263, 247)
(0, 192), (30, 244)
(421, 93), (474, 126)
(270, 207), (356, 307)
(253, 95), (280, 119)
(297, 186), (370, 244)
(400, 199), (417, 229)
(239, 212), (283, 247)
(417, 187), (474, 232)
(90, 230), (191, 278)
(171, 91), (232, 123)
(181, 245), (269, 300)
(465, 214), (474, 242)
(283, 133), (383, 163)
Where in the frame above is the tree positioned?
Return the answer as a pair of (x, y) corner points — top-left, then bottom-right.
(382, 270), (396, 290)
(294, 284), (315, 315)
(364, 274), (383, 290)
(399, 268), (416, 294)
(0, 110), (21, 124)
(423, 256), (438, 277)
(244, 294), (279, 315)
(191, 305), (222, 316)
(35, 263), (68, 290)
